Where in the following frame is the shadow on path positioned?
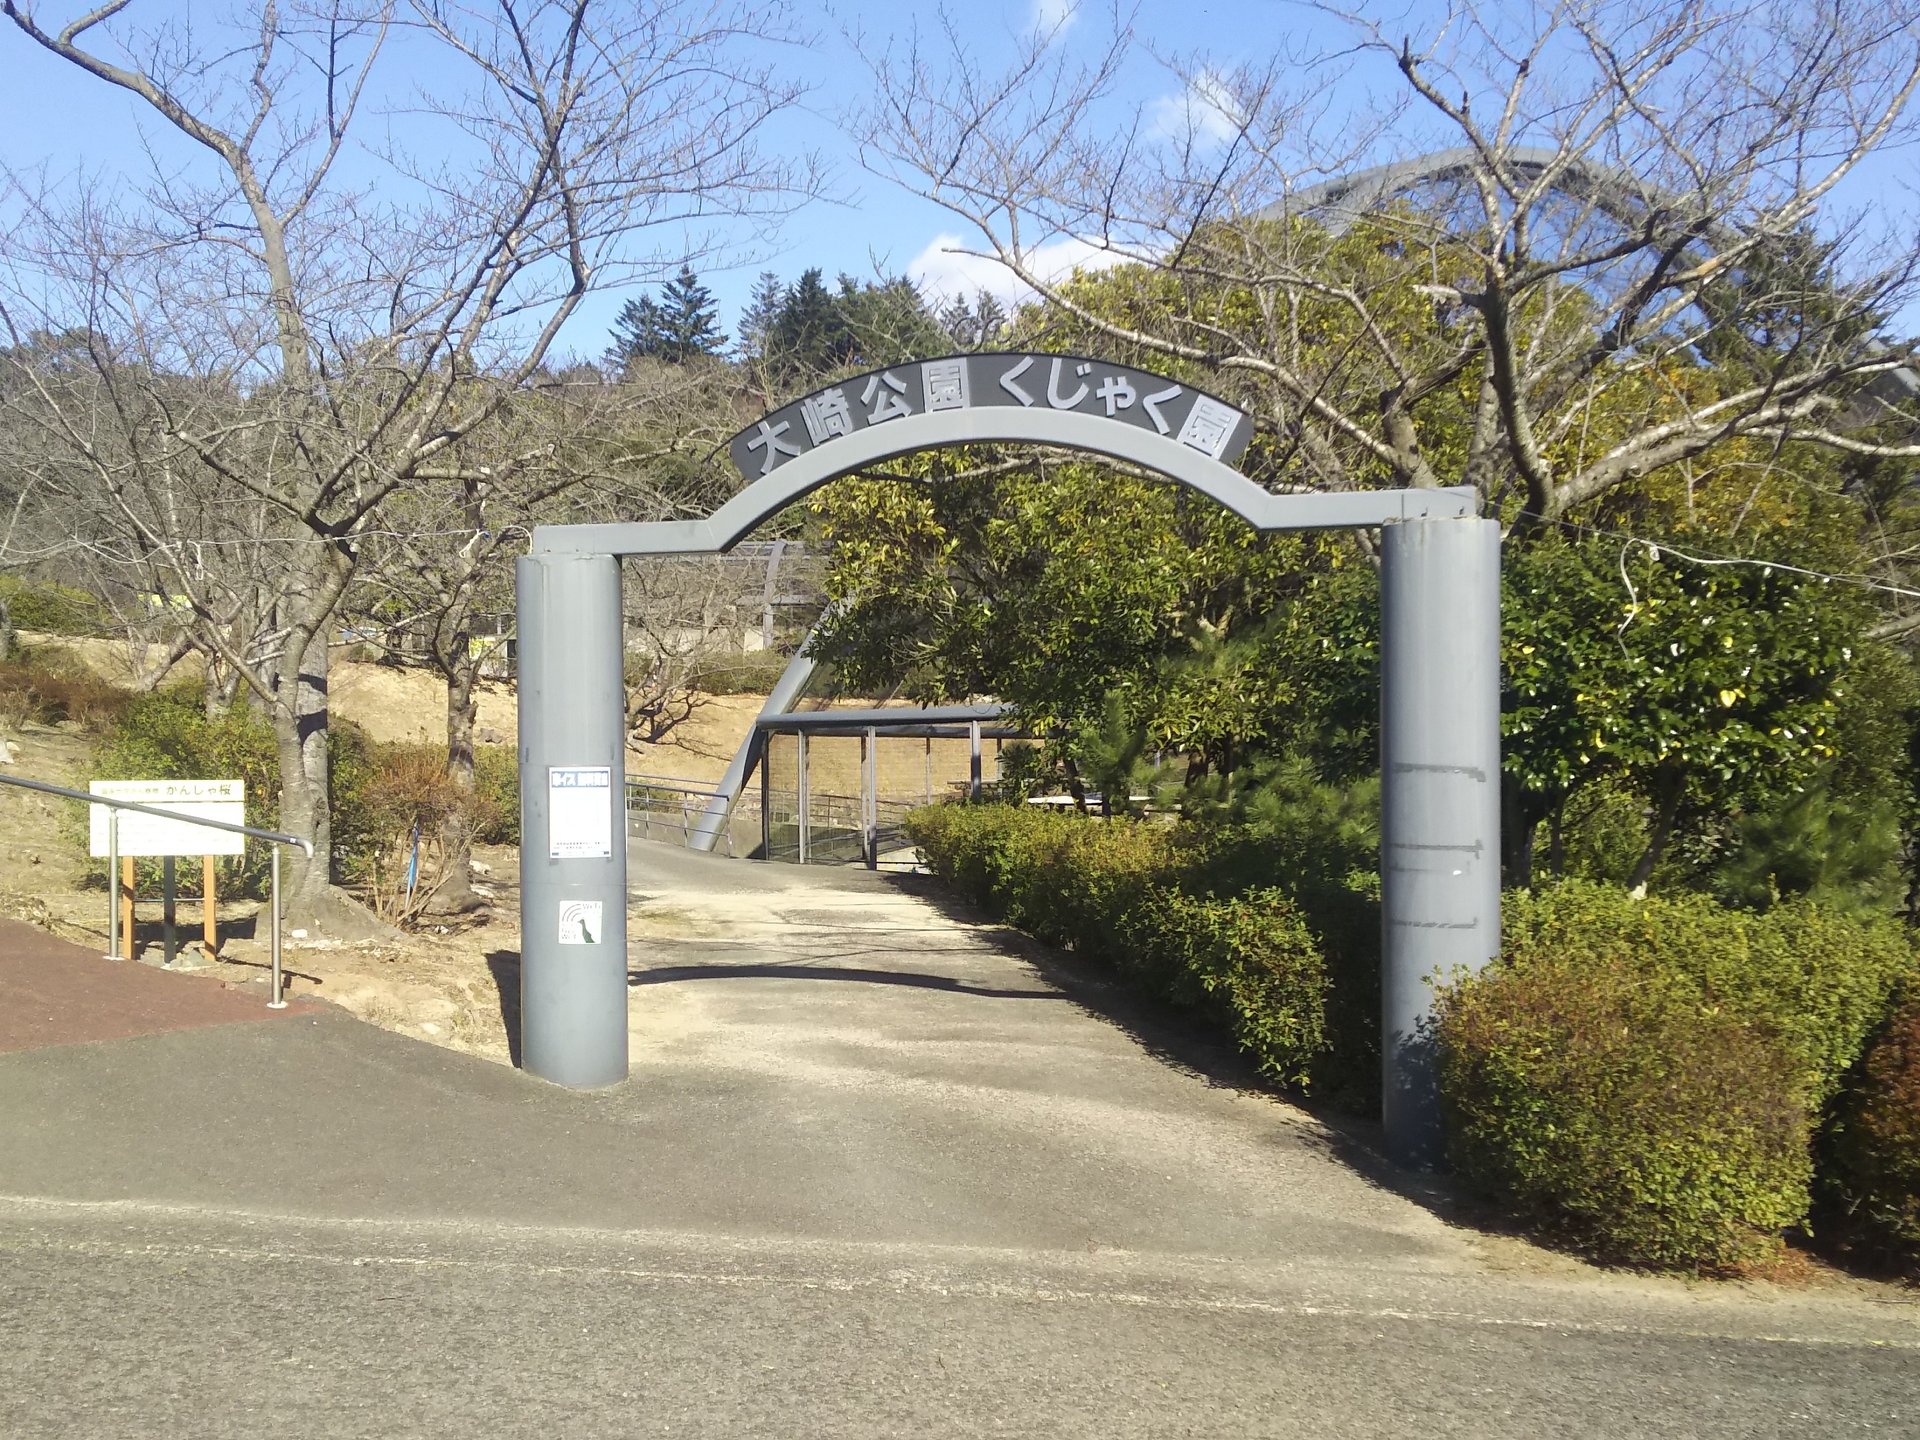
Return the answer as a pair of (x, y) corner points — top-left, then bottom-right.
(485, 950), (521, 1067)
(628, 962), (1070, 1001)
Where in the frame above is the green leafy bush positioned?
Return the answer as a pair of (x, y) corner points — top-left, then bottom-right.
(906, 804), (1331, 1088)
(472, 744), (520, 845)
(91, 685), (282, 895)
(94, 686), (389, 895)
(1501, 881), (1916, 1106)
(1821, 987), (1920, 1274)
(1437, 955), (1814, 1270)
(1120, 886), (1328, 1087)
(0, 575), (107, 636)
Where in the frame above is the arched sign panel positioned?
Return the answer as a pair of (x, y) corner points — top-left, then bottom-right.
(728, 352), (1255, 480)
(533, 353), (1471, 557)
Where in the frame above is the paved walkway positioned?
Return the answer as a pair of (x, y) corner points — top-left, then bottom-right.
(0, 845), (1915, 1437)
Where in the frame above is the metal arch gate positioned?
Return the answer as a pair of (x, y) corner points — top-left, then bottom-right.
(514, 352), (1500, 1169)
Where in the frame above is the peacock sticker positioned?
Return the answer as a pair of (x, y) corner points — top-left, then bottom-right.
(558, 900), (602, 945)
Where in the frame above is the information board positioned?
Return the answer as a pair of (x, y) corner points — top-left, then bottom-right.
(89, 779), (247, 857)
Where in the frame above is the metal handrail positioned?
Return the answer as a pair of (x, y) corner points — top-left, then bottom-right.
(0, 771), (313, 1008)
(625, 775), (745, 856)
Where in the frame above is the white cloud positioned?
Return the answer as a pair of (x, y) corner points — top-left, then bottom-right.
(1031, 0), (1078, 39)
(1147, 69), (1247, 147)
(906, 231), (1128, 311)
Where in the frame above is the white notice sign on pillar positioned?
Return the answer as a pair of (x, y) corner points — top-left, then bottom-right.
(547, 766), (613, 859)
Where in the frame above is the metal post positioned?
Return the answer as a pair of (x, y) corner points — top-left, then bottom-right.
(161, 856), (177, 967)
(1379, 516), (1502, 1170)
(796, 731), (810, 864)
(268, 843), (286, 1009)
(759, 741), (771, 860)
(516, 552), (629, 1088)
(863, 727), (878, 870)
(104, 810), (121, 963)
(968, 720), (982, 800)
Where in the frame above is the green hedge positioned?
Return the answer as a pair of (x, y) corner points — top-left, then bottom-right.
(911, 808), (1920, 1273)
(907, 804), (1329, 1088)
(1822, 985), (1920, 1274)
(1436, 881), (1918, 1270)
(1436, 953), (1813, 1270)
(1498, 882), (1915, 1106)
(0, 575), (107, 636)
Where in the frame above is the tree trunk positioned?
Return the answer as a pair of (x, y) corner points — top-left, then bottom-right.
(1501, 775), (1538, 888)
(203, 653), (243, 717)
(1626, 769), (1686, 893)
(269, 550), (391, 940)
(0, 597), (14, 665)
(275, 622), (334, 919)
(428, 657), (486, 915)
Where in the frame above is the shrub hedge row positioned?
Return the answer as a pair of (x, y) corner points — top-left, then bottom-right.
(1822, 985), (1920, 1275)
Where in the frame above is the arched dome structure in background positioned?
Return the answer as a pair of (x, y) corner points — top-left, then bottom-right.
(1255, 146), (1919, 416)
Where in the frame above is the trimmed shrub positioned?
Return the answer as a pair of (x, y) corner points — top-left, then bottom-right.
(1437, 955), (1814, 1270)
(1822, 987), (1920, 1273)
(1501, 881), (1917, 1107)
(1121, 886), (1328, 1087)
(472, 744), (520, 845)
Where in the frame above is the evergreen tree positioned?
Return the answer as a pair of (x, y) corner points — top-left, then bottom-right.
(737, 270), (785, 364)
(770, 267), (853, 376)
(938, 290), (1008, 350)
(656, 265), (723, 362)
(607, 266), (722, 370)
(605, 293), (664, 371)
(838, 275), (950, 367)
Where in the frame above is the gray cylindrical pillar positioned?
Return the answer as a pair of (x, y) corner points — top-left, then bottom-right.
(517, 552), (629, 1088)
(1379, 516), (1501, 1169)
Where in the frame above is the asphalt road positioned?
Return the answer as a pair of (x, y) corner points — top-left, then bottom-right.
(1, 842), (1915, 1437)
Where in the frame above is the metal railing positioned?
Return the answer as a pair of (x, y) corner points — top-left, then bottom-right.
(625, 774), (757, 856)
(0, 772), (312, 1009)
(762, 786), (915, 867)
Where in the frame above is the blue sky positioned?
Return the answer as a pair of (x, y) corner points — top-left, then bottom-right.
(0, 0), (1301, 361)
(2, 0), (1914, 361)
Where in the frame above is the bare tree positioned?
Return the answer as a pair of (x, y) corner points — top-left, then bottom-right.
(349, 357), (743, 912)
(1, 0), (814, 931)
(854, 0), (1920, 517)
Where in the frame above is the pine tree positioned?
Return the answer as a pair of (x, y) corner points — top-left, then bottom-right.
(607, 266), (722, 370)
(838, 275), (949, 367)
(737, 270), (785, 364)
(939, 290), (1008, 350)
(656, 265), (723, 362)
(770, 267), (852, 377)
(606, 294), (664, 371)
